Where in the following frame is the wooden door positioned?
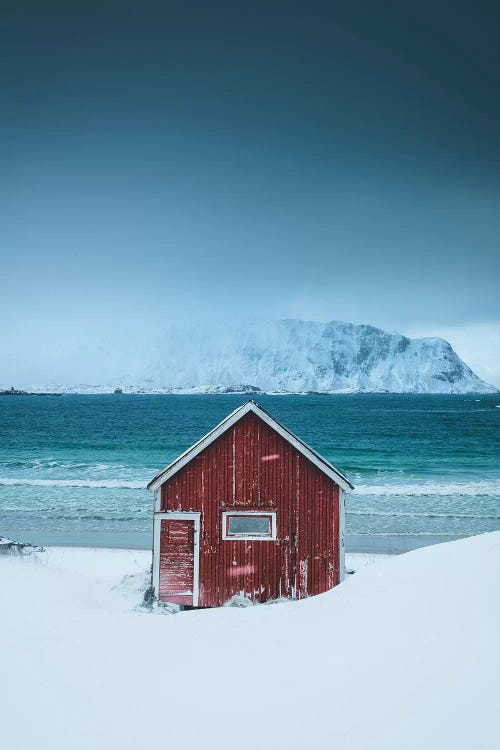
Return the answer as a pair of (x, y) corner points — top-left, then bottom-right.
(159, 519), (196, 606)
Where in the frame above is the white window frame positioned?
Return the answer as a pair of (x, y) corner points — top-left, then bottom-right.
(221, 510), (277, 541)
(152, 511), (201, 606)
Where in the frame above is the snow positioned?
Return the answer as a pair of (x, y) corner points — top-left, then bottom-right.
(4, 319), (496, 395)
(1, 535), (498, 749)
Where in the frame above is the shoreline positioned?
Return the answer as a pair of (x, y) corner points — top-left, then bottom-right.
(1, 390), (498, 396)
(1, 529), (471, 554)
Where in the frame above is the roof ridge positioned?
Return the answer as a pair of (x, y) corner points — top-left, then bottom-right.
(147, 401), (354, 491)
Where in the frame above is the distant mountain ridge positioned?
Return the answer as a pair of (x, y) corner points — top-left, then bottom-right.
(13, 319), (495, 394)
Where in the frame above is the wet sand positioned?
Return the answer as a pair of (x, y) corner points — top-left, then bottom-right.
(2, 528), (469, 554)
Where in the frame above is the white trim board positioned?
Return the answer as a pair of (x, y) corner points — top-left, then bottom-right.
(339, 488), (346, 583)
(153, 511), (201, 607)
(147, 400), (354, 493)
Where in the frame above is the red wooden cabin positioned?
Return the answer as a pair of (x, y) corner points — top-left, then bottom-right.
(148, 401), (353, 607)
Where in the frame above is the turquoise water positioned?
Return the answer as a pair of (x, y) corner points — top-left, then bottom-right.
(0, 394), (498, 546)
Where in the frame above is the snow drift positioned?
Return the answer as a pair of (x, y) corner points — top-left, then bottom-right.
(1, 534), (498, 750)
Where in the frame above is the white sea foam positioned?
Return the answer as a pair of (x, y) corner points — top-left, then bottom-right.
(1, 477), (499, 497)
(0, 459), (137, 472)
(347, 509), (500, 519)
(0, 478), (146, 489)
(347, 531), (468, 536)
(354, 480), (500, 497)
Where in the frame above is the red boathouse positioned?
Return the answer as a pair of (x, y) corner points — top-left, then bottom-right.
(148, 401), (353, 607)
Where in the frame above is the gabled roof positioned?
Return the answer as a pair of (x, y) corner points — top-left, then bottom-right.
(147, 400), (354, 492)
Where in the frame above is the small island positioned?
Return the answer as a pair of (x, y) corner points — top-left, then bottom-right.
(0, 387), (62, 397)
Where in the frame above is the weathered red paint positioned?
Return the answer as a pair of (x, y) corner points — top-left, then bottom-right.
(159, 519), (195, 605)
(157, 409), (341, 607)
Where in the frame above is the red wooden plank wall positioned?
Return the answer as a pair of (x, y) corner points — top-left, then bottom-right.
(160, 411), (339, 607)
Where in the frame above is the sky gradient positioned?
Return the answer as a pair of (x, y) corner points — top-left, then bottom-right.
(2, 2), (499, 384)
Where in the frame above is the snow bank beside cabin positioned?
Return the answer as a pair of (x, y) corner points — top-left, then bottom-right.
(1, 535), (499, 750)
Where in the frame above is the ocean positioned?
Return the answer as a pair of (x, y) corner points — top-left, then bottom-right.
(1, 394), (498, 551)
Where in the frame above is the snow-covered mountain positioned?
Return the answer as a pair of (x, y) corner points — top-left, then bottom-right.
(124, 319), (495, 394)
(8, 320), (495, 394)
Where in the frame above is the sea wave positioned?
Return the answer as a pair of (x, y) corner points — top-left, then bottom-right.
(354, 481), (500, 497)
(1, 477), (499, 496)
(0, 459), (144, 472)
(0, 478), (146, 489)
(347, 509), (500, 519)
(346, 531), (469, 537)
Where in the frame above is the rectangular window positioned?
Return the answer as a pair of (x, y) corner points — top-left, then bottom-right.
(229, 515), (270, 536)
(222, 511), (276, 541)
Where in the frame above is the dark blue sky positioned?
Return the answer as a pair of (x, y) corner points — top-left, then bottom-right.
(2, 2), (500, 383)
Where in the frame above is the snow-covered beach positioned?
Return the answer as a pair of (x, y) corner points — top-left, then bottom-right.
(1, 534), (498, 750)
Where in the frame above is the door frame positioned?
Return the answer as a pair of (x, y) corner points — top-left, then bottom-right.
(153, 511), (201, 606)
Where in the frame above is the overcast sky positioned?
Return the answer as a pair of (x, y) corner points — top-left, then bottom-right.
(2, 2), (499, 385)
